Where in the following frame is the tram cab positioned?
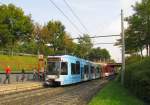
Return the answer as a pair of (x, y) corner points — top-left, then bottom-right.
(44, 56), (68, 86)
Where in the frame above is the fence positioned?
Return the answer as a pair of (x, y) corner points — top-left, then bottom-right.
(0, 73), (34, 84)
(0, 50), (37, 57)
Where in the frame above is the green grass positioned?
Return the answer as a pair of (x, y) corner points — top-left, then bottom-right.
(89, 81), (145, 105)
(0, 55), (38, 72)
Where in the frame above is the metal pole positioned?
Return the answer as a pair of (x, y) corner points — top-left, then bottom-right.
(9, 18), (14, 56)
(121, 9), (125, 85)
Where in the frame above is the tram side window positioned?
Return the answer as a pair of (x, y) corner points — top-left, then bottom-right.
(61, 62), (68, 75)
(84, 65), (89, 74)
(91, 66), (94, 74)
(71, 63), (76, 74)
(76, 61), (80, 74)
(96, 67), (100, 73)
(71, 62), (80, 75)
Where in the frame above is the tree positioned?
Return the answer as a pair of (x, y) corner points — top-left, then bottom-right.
(32, 21), (78, 55)
(116, 0), (150, 56)
(63, 33), (76, 55)
(133, 0), (150, 56)
(100, 49), (111, 61)
(0, 4), (33, 49)
(88, 47), (110, 61)
(75, 34), (93, 59)
(17, 40), (38, 54)
(32, 23), (50, 54)
(46, 20), (66, 53)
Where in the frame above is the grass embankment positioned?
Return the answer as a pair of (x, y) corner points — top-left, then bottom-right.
(89, 81), (145, 105)
(0, 55), (38, 72)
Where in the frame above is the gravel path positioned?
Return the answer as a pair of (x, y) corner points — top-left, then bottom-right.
(0, 79), (108, 105)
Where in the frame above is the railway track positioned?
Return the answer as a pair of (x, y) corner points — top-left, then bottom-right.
(39, 80), (107, 105)
(0, 87), (64, 104)
(0, 79), (108, 105)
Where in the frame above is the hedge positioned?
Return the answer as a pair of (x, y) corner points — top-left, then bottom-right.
(124, 57), (150, 103)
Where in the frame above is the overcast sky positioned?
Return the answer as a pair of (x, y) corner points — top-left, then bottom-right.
(1, 0), (141, 62)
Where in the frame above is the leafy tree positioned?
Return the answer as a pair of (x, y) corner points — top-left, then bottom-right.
(32, 20), (77, 55)
(17, 40), (38, 54)
(116, 0), (150, 56)
(63, 33), (76, 55)
(100, 48), (111, 61)
(0, 4), (33, 48)
(88, 47), (110, 61)
(75, 34), (93, 59)
(133, 0), (150, 56)
(46, 20), (66, 53)
(32, 23), (48, 54)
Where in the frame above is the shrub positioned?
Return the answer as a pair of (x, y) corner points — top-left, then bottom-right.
(125, 55), (142, 65)
(125, 57), (150, 103)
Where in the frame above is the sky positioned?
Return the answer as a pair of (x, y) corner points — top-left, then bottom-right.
(0, 0), (141, 62)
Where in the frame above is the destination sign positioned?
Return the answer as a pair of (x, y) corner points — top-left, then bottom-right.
(47, 57), (61, 62)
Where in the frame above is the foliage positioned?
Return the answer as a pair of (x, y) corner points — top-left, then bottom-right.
(116, 1), (150, 102)
(46, 20), (66, 52)
(75, 34), (93, 59)
(0, 4), (33, 48)
(89, 81), (145, 105)
(32, 23), (50, 55)
(32, 21), (77, 56)
(116, 0), (150, 56)
(0, 3), (112, 59)
(15, 41), (37, 54)
(124, 57), (150, 103)
(63, 33), (76, 55)
(125, 55), (142, 65)
(88, 47), (110, 61)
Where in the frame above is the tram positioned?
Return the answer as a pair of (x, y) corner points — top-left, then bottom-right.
(44, 55), (101, 86)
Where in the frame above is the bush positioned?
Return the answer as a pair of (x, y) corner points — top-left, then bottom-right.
(125, 57), (150, 103)
(125, 55), (142, 65)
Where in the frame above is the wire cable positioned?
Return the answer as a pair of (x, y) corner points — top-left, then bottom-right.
(72, 34), (120, 39)
(94, 43), (115, 45)
(63, 0), (89, 33)
(48, 0), (83, 34)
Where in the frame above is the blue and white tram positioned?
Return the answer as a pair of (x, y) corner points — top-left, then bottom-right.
(44, 55), (101, 86)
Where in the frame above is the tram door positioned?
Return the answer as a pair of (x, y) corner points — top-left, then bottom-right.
(81, 67), (84, 80)
(84, 65), (89, 81)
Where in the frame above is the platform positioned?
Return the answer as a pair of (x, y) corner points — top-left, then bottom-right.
(0, 82), (43, 95)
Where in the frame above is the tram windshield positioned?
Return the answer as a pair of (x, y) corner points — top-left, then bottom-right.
(47, 62), (60, 75)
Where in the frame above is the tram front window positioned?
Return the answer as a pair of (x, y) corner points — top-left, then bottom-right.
(47, 62), (60, 75)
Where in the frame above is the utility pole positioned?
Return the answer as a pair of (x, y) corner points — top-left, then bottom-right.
(121, 9), (125, 85)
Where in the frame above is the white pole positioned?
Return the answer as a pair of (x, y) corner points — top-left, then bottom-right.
(121, 9), (125, 85)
